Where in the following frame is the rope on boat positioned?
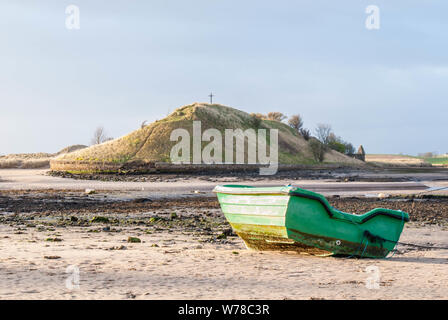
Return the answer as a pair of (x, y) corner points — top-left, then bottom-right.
(392, 188), (448, 251)
(387, 211), (448, 252)
(395, 241), (448, 250)
(360, 239), (369, 258)
(385, 211), (405, 259)
(345, 211), (448, 258)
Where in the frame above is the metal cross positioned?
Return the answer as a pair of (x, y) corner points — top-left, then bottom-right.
(209, 92), (214, 104)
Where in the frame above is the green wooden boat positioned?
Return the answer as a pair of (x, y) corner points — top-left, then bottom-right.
(213, 185), (409, 258)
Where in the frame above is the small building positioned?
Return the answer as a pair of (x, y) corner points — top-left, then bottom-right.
(347, 145), (366, 162)
(357, 145), (365, 156)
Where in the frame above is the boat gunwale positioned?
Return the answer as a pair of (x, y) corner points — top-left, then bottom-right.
(213, 185), (410, 223)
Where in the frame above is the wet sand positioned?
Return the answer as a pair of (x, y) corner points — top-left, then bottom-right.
(2, 169), (448, 198)
(0, 191), (447, 299)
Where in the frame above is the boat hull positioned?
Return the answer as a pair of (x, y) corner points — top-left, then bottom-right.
(214, 185), (409, 258)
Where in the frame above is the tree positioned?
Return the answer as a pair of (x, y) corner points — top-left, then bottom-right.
(327, 133), (356, 155)
(315, 124), (332, 145)
(288, 114), (304, 133)
(91, 126), (113, 145)
(345, 143), (356, 155)
(309, 139), (326, 163)
(267, 112), (286, 122)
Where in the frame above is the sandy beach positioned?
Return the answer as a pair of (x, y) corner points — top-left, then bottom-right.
(0, 222), (447, 300)
(2, 1), (447, 304)
(1, 169), (447, 300)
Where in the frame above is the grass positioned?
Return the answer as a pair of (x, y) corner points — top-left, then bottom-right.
(0, 145), (87, 169)
(0, 158), (50, 169)
(423, 157), (448, 165)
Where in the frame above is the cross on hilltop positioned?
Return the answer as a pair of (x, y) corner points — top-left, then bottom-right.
(209, 92), (214, 104)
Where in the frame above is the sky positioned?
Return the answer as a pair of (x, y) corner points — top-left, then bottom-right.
(0, 1), (447, 155)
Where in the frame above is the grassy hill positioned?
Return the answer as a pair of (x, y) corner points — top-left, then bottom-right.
(51, 103), (362, 172)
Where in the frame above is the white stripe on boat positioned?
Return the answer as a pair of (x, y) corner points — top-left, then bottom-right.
(220, 195), (290, 206)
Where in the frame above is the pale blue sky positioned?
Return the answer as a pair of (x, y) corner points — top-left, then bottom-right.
(1, 1), (447, 155)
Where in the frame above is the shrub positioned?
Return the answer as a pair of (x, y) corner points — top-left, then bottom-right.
(327, 133), (346, 154)
(250, 113), (265, 120)
(309, 139), (326, 163)
(250, 114), (262, 128)
(267, 112), (286, 122)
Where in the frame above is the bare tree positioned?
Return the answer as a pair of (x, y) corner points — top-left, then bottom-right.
(315, 124), (332, 145)
(91, 126), (113, 145)
(288, 114), (304, 133)
(267, 112), (286, 122)
(141, 120), (148, 129)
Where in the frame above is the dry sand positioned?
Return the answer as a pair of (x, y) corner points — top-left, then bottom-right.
(0, 223), (446, 300)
